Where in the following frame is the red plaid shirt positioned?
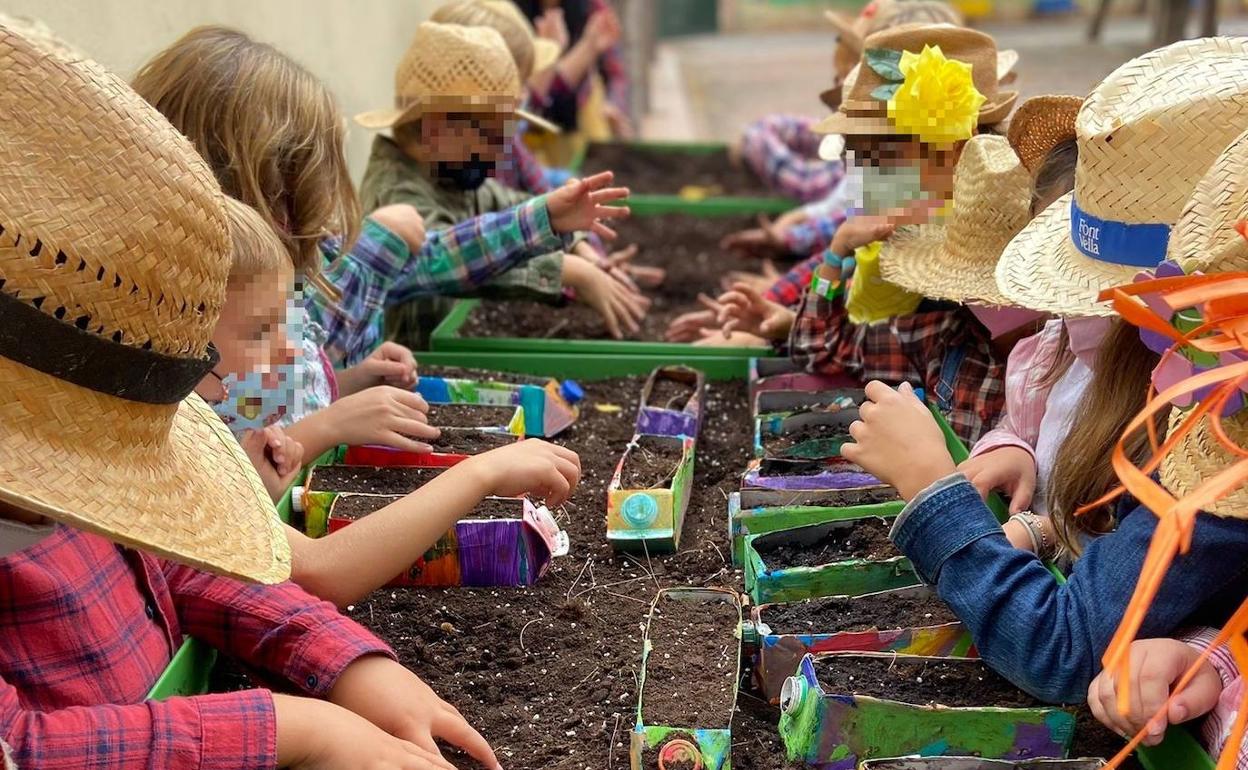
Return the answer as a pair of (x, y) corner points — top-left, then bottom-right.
(788, 289), (1006, 444)
(766, 253), (823, 307)
(0, 525), (393, 769)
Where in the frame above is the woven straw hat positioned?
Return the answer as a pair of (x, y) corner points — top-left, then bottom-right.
(479, 0), (560, 74)
(356, 21), (522, 130)
(995, 38), (1248, 318)
(0, 30), (291, 583)
(878, 134), (1031, 304)
(1006, 94), (1083, 175)
(814, 24), (1017, 137)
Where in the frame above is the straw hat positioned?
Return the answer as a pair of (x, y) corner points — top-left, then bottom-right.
(0, 30), (290, 583)
(878, 135), (1031, 304)
(479, 0), (560, 74)
(825, 0), (965, 62)
(995, 37), (1248, 318)
(1006, 94), (1083, 175)
(814, 24), (1017, 138)
(356, 21), (522, 130)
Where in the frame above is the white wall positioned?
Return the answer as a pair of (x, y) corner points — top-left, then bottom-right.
(1, 0), (440, 181)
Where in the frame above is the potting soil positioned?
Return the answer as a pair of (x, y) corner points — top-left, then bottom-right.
(762, 593), (960, 635)
(331, 494), (526, 523)
(742, 487), (901, 510)
(428, 428), (517, 454)
(581, 143), (771, 198)
(812, 657), (1042, 709)
(427, 403), (519, 428)
(640, 593), (739, 728)
(763, 423), (852, 459)
(646, 375), (696, 411)
(307, 465), (446, 495)
(619, 435), (687, 489)
(756, 518), (900, 568)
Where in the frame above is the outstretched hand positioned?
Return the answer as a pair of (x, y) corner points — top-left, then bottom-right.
(548, 171), (630, 240)
(665, 293), (722, 342)
(716, 282), (795, 341)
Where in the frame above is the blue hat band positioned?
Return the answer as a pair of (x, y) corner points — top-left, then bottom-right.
(1069, 196), (1171, 268)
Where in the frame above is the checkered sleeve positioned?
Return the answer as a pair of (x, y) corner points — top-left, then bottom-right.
(783, 209), (848, 256)
(788, 283), (861, 376)
(500, 138), (553, 195)
(764, 253), (821, 306)
(739, 115), (843, 202)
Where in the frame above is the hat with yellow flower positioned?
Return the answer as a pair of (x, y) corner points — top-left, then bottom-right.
(814, 23), (1016, 143)
(995, 38), (1248, 318)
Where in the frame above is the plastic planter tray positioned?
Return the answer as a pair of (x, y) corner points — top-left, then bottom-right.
(743, 516), (918, 605)
(431, 298), (774, 359)
(777, 653), (1075, 769)
(859, 760), (1106, 769)
(728, 491), (903, 566)
(636, 365), (706, 439)
(608, 434), (696, 553)
(743, 586), (975, 705)
(630, 586), (743, 770)
(325, 493), (568, 587)
(416, 372), (582, 437)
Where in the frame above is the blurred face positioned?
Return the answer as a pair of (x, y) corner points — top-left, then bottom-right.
(407, 111), (514, 165)
(844, 134), (962, 213)
(205, 267), (298, 391)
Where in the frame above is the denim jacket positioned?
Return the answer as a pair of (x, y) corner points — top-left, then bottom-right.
(894, 473), (1248, 703)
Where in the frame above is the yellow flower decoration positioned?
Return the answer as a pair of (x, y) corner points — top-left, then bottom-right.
(884, 44), (985, 145)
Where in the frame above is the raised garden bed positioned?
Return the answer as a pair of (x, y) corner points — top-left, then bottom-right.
(342, 428), (520, 470)
(744, 517), (918, 604)
(632, 587), (742, 770)
(607, 434), (696, 552)
(416, 371), (582, 437)
(778, 653), (1074, 768)
(637, 365), (705, 439)
(747, 587), (973, 704)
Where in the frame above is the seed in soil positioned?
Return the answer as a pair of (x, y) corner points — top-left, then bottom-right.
(755, 518), (900, 569)
(641, 594), (739, 728)
(307, 465), (446, 495)
(330, 493), (526, 523)
(619, 435), (686, 489)
(428, 428), (517, 454)
(760, 592), (959, 635)
(646, 374), (697, 412)
(740, 487), (902, 510)
(811, 657), (1042, 709)
(580, 143), (770, 198)
(427, 403), (519, 428)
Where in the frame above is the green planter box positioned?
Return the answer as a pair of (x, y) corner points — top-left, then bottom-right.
(418, 351), (751, 380)
(744, 516), (918, 604)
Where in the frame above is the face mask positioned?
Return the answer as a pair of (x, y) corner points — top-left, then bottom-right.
(968, 305), (1045, 340)
(209, 364), (300, 434)
(434, 159), (494, 191)
(847, 160), (925, 215)
(1065, 316), (1112, 367)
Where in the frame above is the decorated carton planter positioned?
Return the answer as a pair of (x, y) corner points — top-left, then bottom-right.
(636, 365), (706, 439)
(743, 587), (975, 704)
(325, 493), (568, 587)
(859, 760), (1105, 769)
(756, 404), (861, 461)
(296, 464), (448, 538)
(742, 457), (885, 492)
(607, 434), (696, 553)
(778, 653), (1075, 769)
(749, 358), (862, 405)
(416, 373), (582, 437)
(743, 517), (918, 604)
(343, 427), (521, 469)
(754, 388), (864, 420)
(728, 488), (903, 565)
(631, 587), (742, 770)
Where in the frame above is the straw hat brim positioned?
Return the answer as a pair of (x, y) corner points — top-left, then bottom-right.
(1161, 407), (1248, 518)
(0, 359), (292, 583)
(1007, 94), (1083, 174)
(533, 38), (560, 74)
(880, 224), (1012, 305)
(813, 89), (1018, 136)
(994, 191), (1138, 318)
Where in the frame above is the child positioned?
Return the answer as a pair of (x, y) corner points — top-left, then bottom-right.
(841, 38), (1248, 704)
(357, 21), (647, 342)
(0, 30), (499, 769)
(207, 197), (582, 607)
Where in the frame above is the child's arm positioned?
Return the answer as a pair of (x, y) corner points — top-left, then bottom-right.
(286, 440), (579, 608)
(284, 386), (438, 459)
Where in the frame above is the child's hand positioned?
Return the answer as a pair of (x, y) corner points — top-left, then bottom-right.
(338, 342), (419, 396)
(607, 244), (666, 288)
(535, 7), (569, 53)
(1088, 638), (1223, 747)
(831, 199), (944, 258)
(329, 656), (501, 770)
(368, 204), (427, 253)
(958, 446), (1038, 514)
(720, 215), (790, 259)
(547, 172), (630, 240)
(240, 428), (305, 502)
(274, 694), (456, 770)
(602, 102), (636, 140)
(461, 439), (581, 507)
(562, 253), (650, 339)
(716, 283), (795, 341)
(665, 294), (722, 342)
(263, 425), (305, 477)
(841, 381), (957, 499)
(585, 6), (622, 54)
(325, 386), (439, 453)
(721, 259), (782, 295)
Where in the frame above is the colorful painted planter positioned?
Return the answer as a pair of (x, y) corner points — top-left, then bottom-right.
(754, 388), (865, 419)
(631, 587), (743, 770)
(608, 435), (697, 553)
(778, 654), (1075, 769)
(743, 517), (918, 604)
(296, 464), (449, 538)
(742, 456), (886, 492)
(859, 760), (1106, 769)
(743, 586), (975, 704)
(636, 365), (706, 439)
(325, 493), (568, 587)
(755, 406), (860, 461)
(749, 358), (862, 406)
(728, 491), (903, 565)
(416, 373), (582, 437)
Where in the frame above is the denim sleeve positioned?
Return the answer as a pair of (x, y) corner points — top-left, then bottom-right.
(893, 475), (1248, 704)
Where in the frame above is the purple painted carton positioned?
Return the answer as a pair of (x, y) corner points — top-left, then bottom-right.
(636, 365), (705, 439)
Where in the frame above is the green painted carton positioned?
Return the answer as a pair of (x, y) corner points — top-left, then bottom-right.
(859, 760), (1106, 769)
(608, 434), (696, 553)
(728, 488), (903, 565)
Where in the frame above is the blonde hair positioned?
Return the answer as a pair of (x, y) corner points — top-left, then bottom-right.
(431, 0), (536, 80)
(223, 197), (290, 282)
(131, 25), (359, 287)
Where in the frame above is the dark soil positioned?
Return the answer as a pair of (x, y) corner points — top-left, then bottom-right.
(757, 458), (869, 478)
(620, 435), (686, 489)
(740, 487), (901, 509)
(581, 143), (770, 198)
(755, 389), (864, 415)
(646, 375), (696, 411)
(427, 403), (518, 428)
(429, 428), (517, 454)
(640, 593), (739, 728)
(330, 494), (526, 523)
(457, 215), (762, 341)
(756, 518), (900, 569)
(1072, 706), (1143, 767)
(761, 593), (960, 635)
(812, 657), (1043, 709)
(763, 423), (851, 459)
(308, 465), (446, 495)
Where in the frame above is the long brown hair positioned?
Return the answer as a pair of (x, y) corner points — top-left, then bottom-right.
(132, 26), (360, 285)
(1048, 320), (1163, 556)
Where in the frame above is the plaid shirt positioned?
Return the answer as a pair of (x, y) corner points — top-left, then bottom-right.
(497, 136), (553, 196)
(740, 115), (844, 203)
(788, 289), (1006, 444)
(307, 196), (568, 367)
(0, 526), (392, 770)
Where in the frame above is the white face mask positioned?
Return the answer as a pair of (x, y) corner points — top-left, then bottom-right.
(1065, 316), (1113, 367)
(845, 156), (926, 215)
